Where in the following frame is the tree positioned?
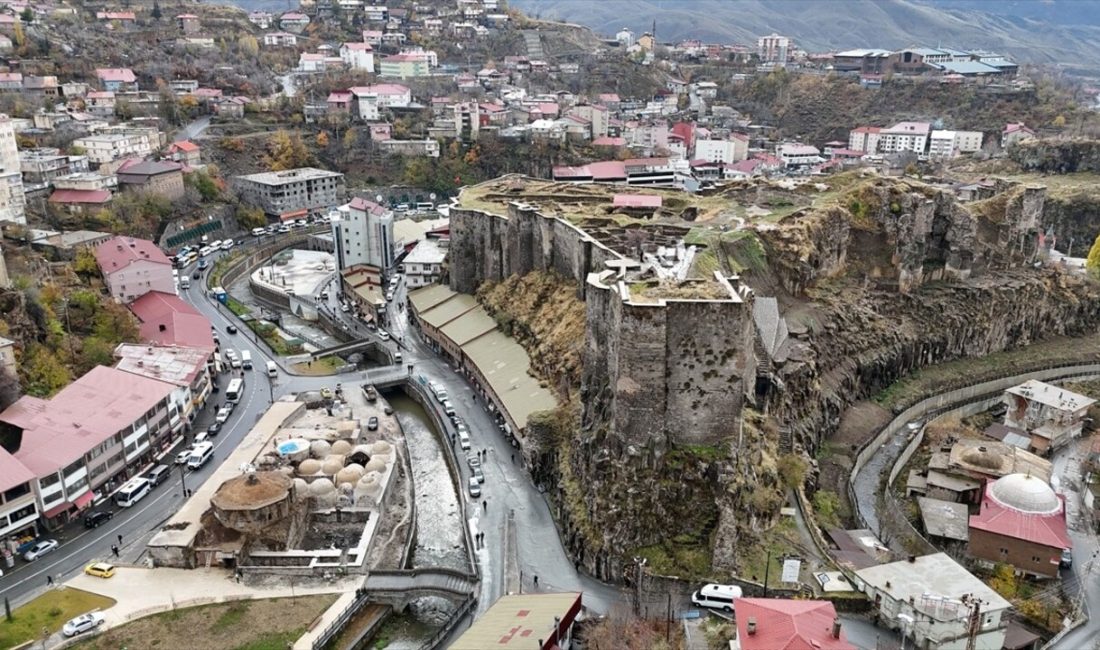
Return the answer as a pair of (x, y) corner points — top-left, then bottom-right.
(12, 22), (24, 48)
(316, 131), (329, 148)
(236, 205), (267, 230)
(151, 0), (162, 21)
(1053, 114), (1067, 128)
(19, 8), (31, 24)
(21, 345), (70, 397)
(776, 453), (808, 490)
(0, 365), (20, 412)
(1086, 232), (1100, 276)
(238, 35), (259, 57)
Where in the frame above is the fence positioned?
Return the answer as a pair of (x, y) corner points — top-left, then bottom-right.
(311, 589), (373, 650)
(418, 595), (477, 650)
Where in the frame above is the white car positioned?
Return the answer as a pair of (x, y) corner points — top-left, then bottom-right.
(468, 476), (481, 498)
(175, 449), (192, 465)
(62, 612), (105, 637)
(23, 538), (59, 561)
(377, 331), (390, 341)
(215, 406), (233, 424)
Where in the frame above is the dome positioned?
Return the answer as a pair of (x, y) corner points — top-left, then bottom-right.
(309, 478), (335, 495)
(364, 458), (387, 473)
(298, 458), (322, 475)
(989, 473), (1060, 515)
(331, 440), (353, 455)
(371, 440), (392, 455)
(322, 454), (346, 475)
(310, 440), (332, 459)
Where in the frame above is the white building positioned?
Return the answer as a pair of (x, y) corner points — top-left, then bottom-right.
(878, 122), (931, 155)
(402, 238), (447, 288)
(331, 197), (394, 271)
(694, 137), (748, 164)
(758, 33), (791, 66)
(340, 42), (375, 72)
(929, 130), (985, 160)
(848, 126), (882, 154)
(71, 132), (156, 164)
(856, 553), (1012, 650)
(349, 84), (412, 121)
(777, 144), (824, 168)
(0, 114), (25, 224)
(616, 27), (634, 48)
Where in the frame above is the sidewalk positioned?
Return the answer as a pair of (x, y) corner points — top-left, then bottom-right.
(65, 566), (360, 631)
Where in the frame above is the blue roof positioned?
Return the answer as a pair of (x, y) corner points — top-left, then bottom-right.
(934, 60), (1000, 75)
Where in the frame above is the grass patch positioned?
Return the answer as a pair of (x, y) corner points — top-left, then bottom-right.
(636, 538), (714, 582)
(291, 355), (346, 376)
(736, 518), (802, 585)
(70, 595), (336, 650)
(0, 588), (116, 648)
(226, 297), (250, 318)
(246, 321), (303, 356)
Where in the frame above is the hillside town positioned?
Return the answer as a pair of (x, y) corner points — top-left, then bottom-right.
(0, 1), (1095, 649)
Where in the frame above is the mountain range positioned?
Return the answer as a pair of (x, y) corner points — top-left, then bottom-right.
(511, 0), (1100, 70)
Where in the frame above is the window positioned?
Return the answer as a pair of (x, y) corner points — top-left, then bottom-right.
(39, 472), (60, 489)
(3, 482), (30, 502)
(8, 503), (35, 522)
(63, 460), (84, 479)
(1031, 556), (1041, 563)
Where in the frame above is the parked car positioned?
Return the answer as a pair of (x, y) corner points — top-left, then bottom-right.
(62, 612), (106, 637)
(84, 562), (116, 579)
(215, 406), (232, 424)
(378, 331), (390, 341)
(472, 466), (485, 484)
(145, 464), (171, 486)
(175, 449), (192, 464)
(468, 477), (481, 498)
(1061, 548), (1073, 569)
(83, 511), (113, 528)
(320, 387), (333, 400)
(467, 454), (481, 470)
(23, 539), (59, 561)
(226, 324), (237, 334)
(368, 416), (379, 430)
(208, 421), (223, 436)
(193, 430), (211, 446)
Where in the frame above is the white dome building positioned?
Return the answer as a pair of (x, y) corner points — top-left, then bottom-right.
(988, 473), (1060, 515)
(969, 473), (1069, 578)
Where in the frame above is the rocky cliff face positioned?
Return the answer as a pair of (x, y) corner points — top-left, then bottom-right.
(1009, 139), (1100, 174)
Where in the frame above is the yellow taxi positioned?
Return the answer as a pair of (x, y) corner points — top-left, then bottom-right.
(83, 562), (116, 579)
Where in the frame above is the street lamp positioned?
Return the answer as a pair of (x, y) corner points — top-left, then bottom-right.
(179, 462), (188, 498)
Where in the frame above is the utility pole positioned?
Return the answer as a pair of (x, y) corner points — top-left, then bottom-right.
(762, 550), (772, 598)
(964, 599), (981, 650)
(179, 462), (188, 498)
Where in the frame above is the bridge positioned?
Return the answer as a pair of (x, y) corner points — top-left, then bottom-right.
(362, 568), (479, 610)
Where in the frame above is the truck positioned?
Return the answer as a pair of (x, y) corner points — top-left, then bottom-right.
(364, 384), (377, 402)
(241, 350), (252, 369)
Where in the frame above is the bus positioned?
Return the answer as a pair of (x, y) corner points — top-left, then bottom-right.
(225, 378), (244, 403)
(115, 477), (152, 508)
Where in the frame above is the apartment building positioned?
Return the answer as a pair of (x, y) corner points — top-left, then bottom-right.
(377, 139), (440, 158)
(0, 447), (38, 541)
(694, 136), (748, 164)
(331, 197), (394, 270)
(758, 33), (791, 66)
(94, 236), (175, 303)
(0, 366), (177, 528)
(403, 238), (447, 288)
(0, 114), (24, 224)
(878, 122), (931, 155)
(848, 126), (881, 154)
(71, 132), (155, 164)
(114, 344), (213, 429)
(929, 130), (984, 160)
(340, 42), (375, 72)
(233, 167), (345, 219)
(379, 54), (431, 78)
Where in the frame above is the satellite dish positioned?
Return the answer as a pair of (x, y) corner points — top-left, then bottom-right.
(375, 194), (383, 203)
(429, 193), (436, 201)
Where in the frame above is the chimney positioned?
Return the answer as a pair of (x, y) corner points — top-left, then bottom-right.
(159, 324), (167, 332)
(831, 619), (841, 639)
(747, 617), (757, 635)
(908, 555), (916, 563)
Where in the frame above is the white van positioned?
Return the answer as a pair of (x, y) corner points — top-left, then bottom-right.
(180, 276), (191, 289)
(691, 584), (743, 612)
(252, 227), (266, 237)
(241, 350), (252, 369)
(188, 442), (215, 470)
(267, 361), (278, 378)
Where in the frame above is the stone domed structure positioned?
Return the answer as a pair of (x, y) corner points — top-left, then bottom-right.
(989, 473), (1060, 515)
(364, 457), (387, 474)
(310, 440), (332, 459)
(322, 454), (345, 475)
(309, 478), (335, 496)
(298, 458), (322, 475)
(331, 439), (353, 455)
(210, 471), (294, 534)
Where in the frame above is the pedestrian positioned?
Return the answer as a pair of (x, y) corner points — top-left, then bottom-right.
(46, 575), (53, 587)
(511, 453), (515, 464)
(533, 575), (539, 588)
(117, 534), (123, 546)
(482, 499), (487, 511)
(111, 544), (120, 558)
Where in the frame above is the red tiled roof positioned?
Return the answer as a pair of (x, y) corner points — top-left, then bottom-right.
(169, 140), (199, 153)
(624, 157), (669, 167)
(129, 291), (215, 352)
(342, 42), (373, 51)
(850, 126), (881, 134)
(349, 197), (387, 216)
(592, 136), (626, 147)
(970, 483), (1071, 550)
(96, 68), (136, 83)
(95, 236), (171, 275)
(48, 189), (111, 204)
(734, 599), (854, 650)
(349, 83), (411, 97)
(613, 194), (662, 208)
(1, 366), (176, 476)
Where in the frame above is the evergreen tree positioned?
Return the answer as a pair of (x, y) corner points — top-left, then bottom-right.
(1086, 232), (1100, 275)
(151, 0), (162, 21)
